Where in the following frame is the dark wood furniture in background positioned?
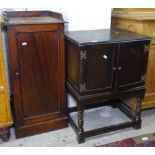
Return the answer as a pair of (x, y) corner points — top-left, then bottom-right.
(111, 8), (155, 109)
(65, 29), (151, 143)
(4, 11), (68, 138)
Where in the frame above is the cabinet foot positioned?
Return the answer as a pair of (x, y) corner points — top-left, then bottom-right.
(133, 120), (142, 129)
(77, 133), (85, 144)
(0, 127), (10, 142)
(111, 103), (118, 108)
(77, 104), (85, 144)
(133, 95), (142, 130)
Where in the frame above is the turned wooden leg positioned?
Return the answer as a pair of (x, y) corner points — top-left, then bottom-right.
(65, 92), (69, 117)
(111, 103), (118, 108)
(0, 127), (10, 142)
(65, 92), (68, 106)
(133, 96), (142, 129)
(77, 103), (85, 144)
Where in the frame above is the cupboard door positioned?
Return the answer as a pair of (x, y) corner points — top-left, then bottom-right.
(81, 44), (117, 94)
(17, 31), (60, 120)
(117, 41), (149, 91)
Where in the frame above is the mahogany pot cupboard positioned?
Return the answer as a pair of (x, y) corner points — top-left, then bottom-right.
(4, 11), (68, 138)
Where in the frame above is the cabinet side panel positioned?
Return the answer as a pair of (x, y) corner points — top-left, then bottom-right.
(65, 39), (79, 90)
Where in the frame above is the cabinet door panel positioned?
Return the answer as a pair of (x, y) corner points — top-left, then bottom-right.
(82, 44), (117, 94)
(117, 41), (149, 91)
(17, 31), (59, 119)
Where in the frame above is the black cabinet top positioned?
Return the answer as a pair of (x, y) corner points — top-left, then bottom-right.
(65, 29), (151, 46)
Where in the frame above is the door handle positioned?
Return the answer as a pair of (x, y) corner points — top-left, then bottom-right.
(15, 72), (20, 78)
(113, 67), (116, 71)
(118, 66), (122, 70)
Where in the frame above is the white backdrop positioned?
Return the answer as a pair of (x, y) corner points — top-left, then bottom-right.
(0, 8), (112, 31)
(62, 8), (111, 31)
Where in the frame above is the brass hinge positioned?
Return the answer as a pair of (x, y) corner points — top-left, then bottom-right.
(144, 44), (150, 53)
(80, 83), (86, 92)
(80, 50), (87, 60)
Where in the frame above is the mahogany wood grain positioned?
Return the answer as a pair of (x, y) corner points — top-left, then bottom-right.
(4, 11), (67, 138)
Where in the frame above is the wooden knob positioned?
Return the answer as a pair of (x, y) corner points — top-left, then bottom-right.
(113, 67), (116, 71)
(15, 72), (20, 78)
(118, 66), (122, 70)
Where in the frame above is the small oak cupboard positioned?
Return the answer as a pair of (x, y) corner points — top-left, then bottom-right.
(65, 29), (151, 143)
